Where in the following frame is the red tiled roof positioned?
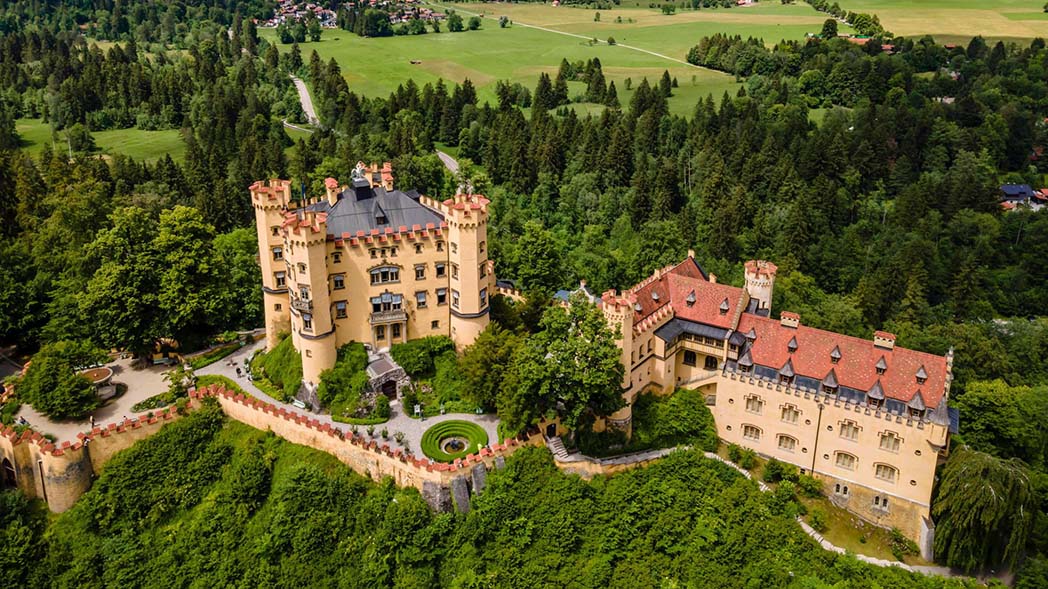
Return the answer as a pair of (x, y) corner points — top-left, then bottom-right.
(624, 257), (950, 408)
(736, 313), (948, 408)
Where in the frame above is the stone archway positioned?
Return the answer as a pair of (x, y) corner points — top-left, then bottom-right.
(1, 457), (15, 489)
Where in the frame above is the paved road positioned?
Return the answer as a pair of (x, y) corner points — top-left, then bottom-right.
(197, 340), (500, 455)
(291, 75), (319, 126)
(436, 150), (459, 174)
(15, 357), (170, 443)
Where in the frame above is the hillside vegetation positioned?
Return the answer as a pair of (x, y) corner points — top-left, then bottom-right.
(0, 402), (983, 588)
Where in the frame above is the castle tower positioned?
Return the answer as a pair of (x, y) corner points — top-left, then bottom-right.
(601, 290), (636, 435)
(743, 260), (778, 312)
(251, 180), (293, 351)
(285, 209), (338, 391)
(422, 191), (493, 349)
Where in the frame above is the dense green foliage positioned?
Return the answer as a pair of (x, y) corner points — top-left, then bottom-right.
(317, 342), (380, 422)
(579, 388), (719, 456)
(390, 335), (455, 378)
(0, 411), (985, 588)
(419, 419), (489, 462)
(0, 490), (48, 586)
(460, 323), (523, 410)
(251, 334), (302, 400)
(16, 340), (106, 418)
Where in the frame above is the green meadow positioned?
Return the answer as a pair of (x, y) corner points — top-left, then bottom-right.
(842, 0), (1048, 43)
(15, 118), (187, 162)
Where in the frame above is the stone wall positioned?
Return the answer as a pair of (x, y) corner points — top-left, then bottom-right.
(0, 406), (183, 512)
(189, 385), (541, 511)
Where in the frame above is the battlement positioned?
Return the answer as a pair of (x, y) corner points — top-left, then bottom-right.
(250, 179), (293, 209)
(744, 260), (778, 280)
(187, 384), (534, 480)
(282, 209), (329, 238)
(333, 221), (447, 248)
(634, 304), (673, 335)
(420, 192), (490, 228)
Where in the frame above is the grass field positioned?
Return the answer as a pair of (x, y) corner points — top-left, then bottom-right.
(843, 0), (1048, 43)
(15, 118), (188, 162)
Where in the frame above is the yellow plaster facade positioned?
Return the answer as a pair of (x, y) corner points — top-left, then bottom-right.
(251, 164), (496, 389)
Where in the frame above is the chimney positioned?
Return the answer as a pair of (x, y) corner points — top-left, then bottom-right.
(324, 177), (340, 206)
(873, 331), (896, 350)
(780, 311), (800, 329)
(709, 273), (717, 284)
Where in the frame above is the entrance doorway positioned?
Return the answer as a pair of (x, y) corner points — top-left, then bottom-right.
(545, 423), (557, 438)
(1, 458), (15, 489)
(381, 380), (398, 400)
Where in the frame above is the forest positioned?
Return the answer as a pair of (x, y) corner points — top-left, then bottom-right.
(0, 0), (1048, 584)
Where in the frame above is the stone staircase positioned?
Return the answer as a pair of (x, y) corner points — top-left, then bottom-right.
(546, 436), (569, 460)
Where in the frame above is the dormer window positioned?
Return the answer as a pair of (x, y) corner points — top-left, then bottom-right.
(719, 298), (729, 315)
(779, 359), (795, 385)
(867, 380), (885, 409)
(652, 292), (660, 302)
(822, 369), (838, 395)
(908, 391), (926, 419)
(634, 303), (642, 312)
(686, 291), (696, 307)
(787, 336), (797, 353)
(876, 356), (887, 375)
(745, 328), (757, 340)
(916, 365), (928, 385)
(830, 345), (841, 364)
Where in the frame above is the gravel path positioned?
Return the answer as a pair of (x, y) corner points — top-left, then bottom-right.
(291, 75), (319, 126)
(197, 341), (500, 453)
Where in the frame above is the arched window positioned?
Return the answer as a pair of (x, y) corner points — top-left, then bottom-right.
(879, 431), (901, 453)
(875, 463), (898, 483)
(370, 266), (400, 285)
(777, 434), (797, 452)
(742, 424), (761, 441)
(835, 452), (857, 471)
(745, 395), (763, 415)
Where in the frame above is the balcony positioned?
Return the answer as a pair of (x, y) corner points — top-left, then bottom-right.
(291, 298), (313, 313)
(370, 309), (408, 325)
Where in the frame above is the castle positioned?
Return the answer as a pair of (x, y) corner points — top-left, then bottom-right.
(251, 162), (496, 390)
(599, 254), (955, 557)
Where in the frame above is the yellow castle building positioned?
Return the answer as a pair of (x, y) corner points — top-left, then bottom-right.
(599, 254), (955, 558)
(251, 162), (496, 391)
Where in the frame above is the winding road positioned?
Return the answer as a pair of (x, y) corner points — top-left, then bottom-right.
(291, 75), (320, 126)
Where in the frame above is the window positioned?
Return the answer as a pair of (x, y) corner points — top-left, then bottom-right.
(376, 325), (385, 340)
(683, 350), (697, 366)
(370, 294), (402, 313)
(437, 288), (447, 305)
(274, 303), (282, 311)
(880, 432), (901, 453)
(415, 243), (423, 254)
(835, 452), (857, 470)
(392, 324), (402, 339)
(333, 275), (345, 290)
(298, 262), (306, 273)
(451, 242), (458, 254)
(370, 267), (400, 285)
(436, 241), (445, 252)
(299, 286), (310, 301)
(272, 247), (283, 261)
(873, 496), (890, 511)
(370, 249), (378, 259)
(390, 247), (398, 257)
(415, 265), (426, 280)
(704, 356), (718, 370)
(778, 435), (797, 452)
(335, 302), (347, 319)
(745, 395), (763, 415)
(875, 464), (897, 483)
(743, 425), (761, 441)
(840, 420), (860, 441)
(834, 483), (850, 497)
(431, 320), (439, 329)
(451, 289), (460, 309)
(416, 291), (427, 308)
(302, 314), (313, 331)
(332, 252), (342, 264)
(479, 263), (487, 278)
(479, 240), (486, 253)
(451, 263), (459, 280)
(781, 404), (799, 424)
(275, 272), (286, 287)
(271, 226), (280, 236)
(436, 263), (447, 278)
(480, 288), (488, 308)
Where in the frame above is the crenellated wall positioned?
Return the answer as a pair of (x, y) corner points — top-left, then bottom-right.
(0, 407), (182, 512)
(188, 385), (541, 510)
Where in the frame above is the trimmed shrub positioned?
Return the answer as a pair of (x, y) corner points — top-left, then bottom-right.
(420, 420), (489, 462)
(809, 508), (829, 533)
(374, 395), (391, 419)
(763, 458), (799, 484)
(797, 474), (823, 498)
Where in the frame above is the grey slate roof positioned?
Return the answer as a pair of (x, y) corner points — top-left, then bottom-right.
(653, 317), (730, 343)
(305, 186), (442, 237)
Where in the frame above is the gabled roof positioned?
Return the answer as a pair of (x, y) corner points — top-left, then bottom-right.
(736, 312), (949, 408)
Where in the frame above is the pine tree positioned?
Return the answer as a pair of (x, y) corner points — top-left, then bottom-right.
(605, 80), (619, 107)
(533, 72), (555, 111)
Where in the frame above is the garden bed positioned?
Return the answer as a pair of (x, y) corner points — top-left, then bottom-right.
(420, 420), (489, 462)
